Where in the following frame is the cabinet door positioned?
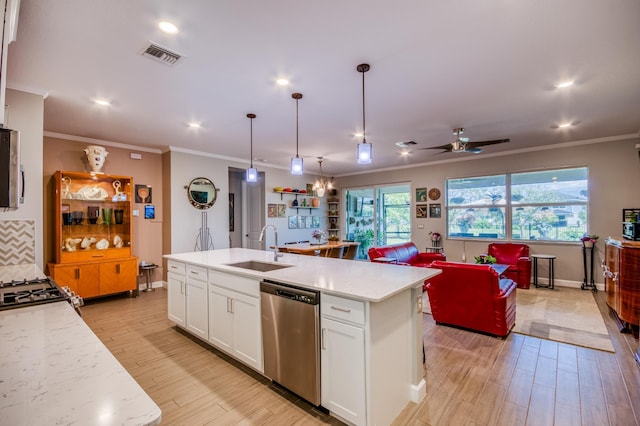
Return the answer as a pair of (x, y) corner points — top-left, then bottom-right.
(167, 272), (186, 327)
(186, 279), (208, 340)
(50, 264), (80, 295)
(100, 258), (137, 295)
(230, 291), (262, 371)
(52, 264), (100, 298)
(321, 317), (366, 425)
(208, 284), (233, 353)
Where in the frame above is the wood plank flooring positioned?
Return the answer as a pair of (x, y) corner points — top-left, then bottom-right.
(81, 288), (640, 425)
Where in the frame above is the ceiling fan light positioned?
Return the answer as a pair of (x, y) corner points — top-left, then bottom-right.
(246, 167), (258, 183)
(291, 156), (303, 175)
(357, 142), (372, 164)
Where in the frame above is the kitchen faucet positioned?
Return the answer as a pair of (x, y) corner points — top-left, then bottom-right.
(259, 225), (283, 262)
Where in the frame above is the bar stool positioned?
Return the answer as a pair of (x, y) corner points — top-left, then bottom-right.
(140, 263), (158, 292)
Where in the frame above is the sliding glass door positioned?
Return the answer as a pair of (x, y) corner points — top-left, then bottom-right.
(344, 184), (410, 259)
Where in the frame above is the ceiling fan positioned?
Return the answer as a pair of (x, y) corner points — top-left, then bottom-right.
(425, 128), (510, 154)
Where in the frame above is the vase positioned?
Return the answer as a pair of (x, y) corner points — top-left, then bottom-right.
(311, 198), (320, 208)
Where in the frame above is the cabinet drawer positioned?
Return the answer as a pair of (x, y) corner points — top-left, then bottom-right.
(187, 264), (207, 281)
(208, 269), (260, 297)
(167, 260), (185, 275)
(321, 293), (366, 325)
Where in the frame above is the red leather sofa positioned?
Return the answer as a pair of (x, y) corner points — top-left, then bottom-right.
(368, 242), (445, 267)
(487, 243), (532, 289)
(425, 261), (516, 337)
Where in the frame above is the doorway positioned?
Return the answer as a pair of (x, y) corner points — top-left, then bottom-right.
(228, 168), (265, 249)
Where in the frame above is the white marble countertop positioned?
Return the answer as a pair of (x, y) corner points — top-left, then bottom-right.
(165, 248), (440, 302)
(0, 301), (161, 426)
(0, 263), (47, 281)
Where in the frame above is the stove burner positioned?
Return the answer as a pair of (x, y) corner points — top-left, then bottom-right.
(0, 276), (76, 311)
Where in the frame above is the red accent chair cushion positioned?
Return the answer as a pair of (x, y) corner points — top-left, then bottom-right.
(425, 261), (517, 337)
(487, 243), (532, 289)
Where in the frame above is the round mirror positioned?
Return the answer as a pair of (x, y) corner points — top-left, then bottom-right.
(187, 177), (218, 210)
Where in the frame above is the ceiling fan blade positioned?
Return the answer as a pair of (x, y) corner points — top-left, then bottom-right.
(465, 138), (510, 148)
(420, 143), (454, 151)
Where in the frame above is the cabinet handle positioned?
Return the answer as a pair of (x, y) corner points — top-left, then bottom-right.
(226, 297), (231, 313)
(321, 328), (326, 350)
(330, 305), (351, 313)
(91, 254), (104, 258)
(75, 268), (80, 280)
(116, 264), (120, 274)
(229, 298), (234, 314)
(181, 282), (184, 295)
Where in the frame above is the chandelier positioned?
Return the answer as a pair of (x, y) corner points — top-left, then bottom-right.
(313, 157), (332, 197)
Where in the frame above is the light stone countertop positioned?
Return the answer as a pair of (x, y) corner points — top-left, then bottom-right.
(165, 248), (440, 302)
(0, 301), (162, 426)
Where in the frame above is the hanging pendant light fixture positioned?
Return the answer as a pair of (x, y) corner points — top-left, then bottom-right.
(313, 157), (333, 198)
(290, 92), (304, 175)
(245, 113), (258, 182)
(356, 63), (372, 164)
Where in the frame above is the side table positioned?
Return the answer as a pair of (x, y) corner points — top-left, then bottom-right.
(531, 254), (556, 289)
(140, 263), (158, 292)
(581, 246), (597, 292)
(425, 247), (444, 254)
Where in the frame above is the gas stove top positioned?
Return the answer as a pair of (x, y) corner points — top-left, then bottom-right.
(0, 277), (83, 312)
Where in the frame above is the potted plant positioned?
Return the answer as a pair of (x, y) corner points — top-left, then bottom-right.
(474, 254), (497, 264)
(581, 234), (599, 248)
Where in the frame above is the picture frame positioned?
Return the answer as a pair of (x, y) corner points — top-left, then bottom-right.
(305, 216), (313, 228)
(623, 208), (640, 222)
(288, 216), (298, 229)
(298, 216), (306, 229)
(415, 187), (427, 204)
(278, 204), (286, 218)
(416, 205), (428, 218)
(144, 204), (155, 219)
(429, 203), (441, 218)
(135, 184), (152, 204)
(312, 216), (320, 228)
(268, 203), (277, 218)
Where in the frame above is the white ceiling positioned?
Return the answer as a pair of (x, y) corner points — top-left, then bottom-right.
(6, 0), (640, 176)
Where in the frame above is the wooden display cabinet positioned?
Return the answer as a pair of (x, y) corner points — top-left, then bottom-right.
(48, 171), (138, 299)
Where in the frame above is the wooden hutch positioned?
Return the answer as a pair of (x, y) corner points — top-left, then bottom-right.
(48, 171), (138, 299)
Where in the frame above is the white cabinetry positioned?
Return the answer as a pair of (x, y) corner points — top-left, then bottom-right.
(186, 265), (208, 340)
(208, 270), (263, 372)
(167, 261), (186, 327)
(321, 294), (367, 425)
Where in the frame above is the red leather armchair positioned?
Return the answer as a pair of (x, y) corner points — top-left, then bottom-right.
(425, 261), (516, 337)
(368, 242), (445, 267)
(487, 243), (532, 289)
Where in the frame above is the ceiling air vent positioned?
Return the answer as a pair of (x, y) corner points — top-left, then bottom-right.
(141, 42), (182, 66)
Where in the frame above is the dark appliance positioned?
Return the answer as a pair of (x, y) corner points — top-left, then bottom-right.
(0, 277), (84, 314)
(623, 222), (640, 241)
(0, 128), (23, 209)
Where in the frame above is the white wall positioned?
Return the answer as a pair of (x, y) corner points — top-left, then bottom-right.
(167, 150), (326, 254)
(336, 137), (640, 286)
(0, 89), (44, 267)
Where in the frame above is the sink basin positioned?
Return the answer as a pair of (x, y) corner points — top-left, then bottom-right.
(225, 260), (293, 272)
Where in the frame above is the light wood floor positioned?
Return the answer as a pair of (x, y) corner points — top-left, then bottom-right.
(81, 288), (640, 426)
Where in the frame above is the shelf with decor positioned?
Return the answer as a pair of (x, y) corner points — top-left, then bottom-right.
(48, 170), (138, 299)
(327, 191), (340, 238)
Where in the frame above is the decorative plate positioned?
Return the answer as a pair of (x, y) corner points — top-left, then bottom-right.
(428, 188), (441, 201)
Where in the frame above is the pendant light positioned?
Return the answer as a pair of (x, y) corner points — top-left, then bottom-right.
(290, 92), (304, 175)
(356, 63), (372, 164)
(245, 113), (258, 182)
(313, 157), (333, 198)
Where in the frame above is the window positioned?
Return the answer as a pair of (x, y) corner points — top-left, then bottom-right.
(345, 184), (410, 259)
(446, 167), (588, 242)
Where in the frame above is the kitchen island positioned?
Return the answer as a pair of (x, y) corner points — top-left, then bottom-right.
(0, 265), (161, 426)
(164, 248), (440, 426)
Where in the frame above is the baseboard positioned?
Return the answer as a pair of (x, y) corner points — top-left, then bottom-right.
(137, 280), (164, 291)
(410, 378), (426, 403)
(536, 278), (604, 291)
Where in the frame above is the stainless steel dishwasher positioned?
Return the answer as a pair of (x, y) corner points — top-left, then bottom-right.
(260, 280), (320, 406)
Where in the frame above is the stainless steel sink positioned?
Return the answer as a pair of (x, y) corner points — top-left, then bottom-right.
(225, 260), (293, 272)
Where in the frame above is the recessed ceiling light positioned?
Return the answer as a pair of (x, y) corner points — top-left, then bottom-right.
(276, 78), (289, 86)
(188, 122), (201, 128)
(400, 150), (410, 157)
(159, 21), (178, 34)
(555, 80), (574, 88)
(354, 132), (364, 138)
(558, 122), (572, 128)
(94, 99), (110, 106)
